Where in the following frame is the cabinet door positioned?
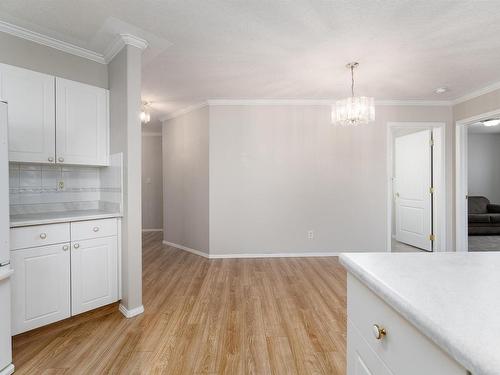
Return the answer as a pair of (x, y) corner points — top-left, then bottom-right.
(56, 78), (109, 166)
(0, 64), (55, 163)
(347, 320), (393, 375)
(71, 236), (118, 315)
(10, 243), (70, 335)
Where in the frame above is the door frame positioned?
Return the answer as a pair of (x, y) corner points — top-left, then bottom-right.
(455, 108), (500, 252)
(387, 122), (446, 252)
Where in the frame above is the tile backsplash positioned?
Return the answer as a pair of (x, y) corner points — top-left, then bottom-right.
(9, 156), (123, 215)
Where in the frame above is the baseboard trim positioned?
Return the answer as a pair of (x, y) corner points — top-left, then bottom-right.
(142, 229), (163, 232)
(119, 304), (144, 318)
(162, 240), (210, 258)
(162, 241), (340, 259)
(0, 364), (15, 375)
(209, 252), (341, 259)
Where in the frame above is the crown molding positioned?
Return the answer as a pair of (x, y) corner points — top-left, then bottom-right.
(161, 102), (208, 122)
(206, 99), (452, 106)
(452, 81), (500, 105)
(0, 20), (106, 64)
(104, 33), (149, 63)
(375, 99), (452, 106)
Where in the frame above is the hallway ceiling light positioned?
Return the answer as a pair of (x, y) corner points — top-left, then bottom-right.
(140, 102), (151, 124)
(482, 119), (500, 127)
(434, 87), (448, 94)
(333, 62), (375, 127)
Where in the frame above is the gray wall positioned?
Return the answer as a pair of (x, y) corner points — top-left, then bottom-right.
(0, 32), (108, 88)
(142, 134), (163, 230)
(109, 45), (143, 312)
(162, 106), (209, 254)
(209, 104), (453, 255)
(468, 133), (500, 203)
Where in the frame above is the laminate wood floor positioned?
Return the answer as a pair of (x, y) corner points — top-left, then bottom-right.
(12, 232), (347, 374)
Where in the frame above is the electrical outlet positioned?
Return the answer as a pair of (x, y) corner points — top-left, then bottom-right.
(308, 230), (314, 240)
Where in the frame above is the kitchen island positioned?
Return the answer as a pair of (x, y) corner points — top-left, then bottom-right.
(340, 252), (499, 375)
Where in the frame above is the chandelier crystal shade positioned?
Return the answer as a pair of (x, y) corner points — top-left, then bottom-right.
(140, 101), (151, 124)
(333, 62), (375, 126)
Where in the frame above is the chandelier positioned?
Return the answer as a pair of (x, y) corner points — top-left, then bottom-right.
(140, 101), (151, 124)
(333, 62), (375, 126)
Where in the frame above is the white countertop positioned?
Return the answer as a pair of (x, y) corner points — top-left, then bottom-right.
(10, 210), (122, 227)
(340, 252), (500, 375)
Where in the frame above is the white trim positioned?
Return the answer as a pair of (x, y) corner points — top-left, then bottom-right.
(209, 252), (340, 259)
(376, 100), (452, 106)
(0, 364), (14, 375)
(160, 102), (208, 122)
(206, 99), (452, 107)
(162, 240), (340, 259)
(141, 132), (162, 137)
(453, 81), (500, 105)
(455, 107), (500, 252)
(0, 20), (106, 64)
(386, 122), (447, 253)
(104, 34), (148, 63)
(0, 21), (149, 65)
(142, 228), (163, 232)
(119, 303), (144, 318)
(162, 240), (210, 258)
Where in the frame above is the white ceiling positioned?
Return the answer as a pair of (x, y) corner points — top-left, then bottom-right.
(2, 0), (500, 123)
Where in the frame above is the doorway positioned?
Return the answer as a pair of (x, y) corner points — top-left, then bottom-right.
(387, 122), (446, 252)
(455, 109), (500, 252)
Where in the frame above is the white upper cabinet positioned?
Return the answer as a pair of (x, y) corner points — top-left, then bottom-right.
(0, 64), (56, 164)
(56, 78), (109, 166)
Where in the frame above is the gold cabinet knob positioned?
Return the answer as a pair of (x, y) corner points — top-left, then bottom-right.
(73, 243), (80, 249)
(40, 233), (47, 239)
(372, 324), (387, 340)
(62, 245), (69, 251)
(58, 156), (64, 163)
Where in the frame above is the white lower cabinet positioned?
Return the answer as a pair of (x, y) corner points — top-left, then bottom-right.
(10, 218), (119, 335)
(10, 243), (71, 335)
(71, 236), (118, 315)
(347, 274), (468, 375)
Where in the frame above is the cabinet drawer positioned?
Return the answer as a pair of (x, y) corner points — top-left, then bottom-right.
(71, 218), (117, 241)
(347, 274), (467, 375)
(10, 223), (70, 250)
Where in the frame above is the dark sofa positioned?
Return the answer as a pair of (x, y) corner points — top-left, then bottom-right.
(468, 196), (500, 235)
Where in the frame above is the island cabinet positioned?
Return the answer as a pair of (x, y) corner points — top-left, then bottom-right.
(347, 274), (468, 375)
(0, 63), (109, 166)
(10, 218), (119, 335)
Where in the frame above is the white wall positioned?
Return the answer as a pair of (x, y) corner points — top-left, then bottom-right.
(142, 134), (163, 230)
(209, 104), (453, 255)
(162, 106), (209, 254)
(468, 133), (500, 203)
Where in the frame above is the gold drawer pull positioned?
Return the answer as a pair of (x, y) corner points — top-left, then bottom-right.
(373, 324), (387, 340)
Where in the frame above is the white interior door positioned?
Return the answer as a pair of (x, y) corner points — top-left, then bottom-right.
(395, 130), (433, 251)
